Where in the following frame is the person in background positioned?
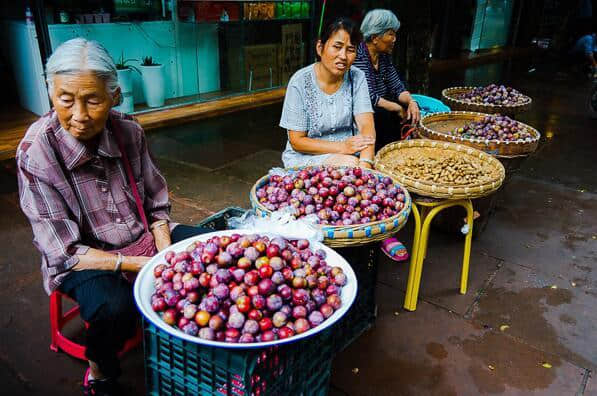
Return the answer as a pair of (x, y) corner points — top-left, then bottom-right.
(353, 9), (418, 262)
(280, 17), (376, 169)
(353, 9), (421, 152)
(16, 38), (208, 396)
(570, 24), (596, 77)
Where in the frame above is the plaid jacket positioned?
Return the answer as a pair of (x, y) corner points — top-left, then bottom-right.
(16, 110), (170, 294)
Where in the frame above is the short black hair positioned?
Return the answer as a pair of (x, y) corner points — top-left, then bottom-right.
(319, 17), (361, 48)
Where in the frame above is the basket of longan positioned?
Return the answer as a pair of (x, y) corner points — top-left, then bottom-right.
(375, 139), (506, 199)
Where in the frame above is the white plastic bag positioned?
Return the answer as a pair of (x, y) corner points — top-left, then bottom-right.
(228, 206), (323, 245)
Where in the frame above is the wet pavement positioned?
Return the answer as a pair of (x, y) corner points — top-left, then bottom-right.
(0, 56), (595, 395)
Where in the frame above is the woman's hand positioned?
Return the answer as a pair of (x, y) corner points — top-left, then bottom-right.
(406, 101), (421, 124)
(151, 220), (172, 252)
(359, 160), (373, 169)
(73, 249), (152, 272)
(122, 256), (151, 272)
(342, 135), (375, 154)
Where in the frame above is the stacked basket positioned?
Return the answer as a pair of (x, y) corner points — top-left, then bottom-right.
(442, 86), (532, 116)
(249, 167), (412, 248)
(418, 111), (540, 157)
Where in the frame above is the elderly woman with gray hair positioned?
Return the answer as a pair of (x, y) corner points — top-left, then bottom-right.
(16, 38), (208, 395)
(354, 9), (420, 152)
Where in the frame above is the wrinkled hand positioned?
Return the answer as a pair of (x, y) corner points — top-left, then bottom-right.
(122, 256), (151, 272)
(343, 135), (375, 154)
(406, 101), (421, 125)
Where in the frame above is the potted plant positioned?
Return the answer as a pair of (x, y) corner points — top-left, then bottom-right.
(114, 52), (140, 113)
(139, 56), (165, 108)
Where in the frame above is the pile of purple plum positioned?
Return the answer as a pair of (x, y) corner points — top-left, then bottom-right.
(458, 84), (528, 106)
(151, 234), (347, 343)
(255, 166), (407, 226)
(451, 114), (534, 142)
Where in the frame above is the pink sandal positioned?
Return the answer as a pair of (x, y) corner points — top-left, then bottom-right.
(381, 237), (409, 262)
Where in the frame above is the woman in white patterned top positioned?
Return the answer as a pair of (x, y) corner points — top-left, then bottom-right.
(279, 18), (376, 169)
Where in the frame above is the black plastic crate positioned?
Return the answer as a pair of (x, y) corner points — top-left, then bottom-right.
(196, 207), (247, 231)
(329, 245), (378, 353)
(144, 320), (332, 396)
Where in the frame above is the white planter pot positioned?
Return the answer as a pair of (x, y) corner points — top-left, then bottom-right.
(115, 68), (134, 114)
(140, 64), (165, 108)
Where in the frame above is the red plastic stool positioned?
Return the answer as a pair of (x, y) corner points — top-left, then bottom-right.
(49, 290), (142, 360)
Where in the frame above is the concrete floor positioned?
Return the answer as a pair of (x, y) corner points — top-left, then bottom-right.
(0, 57), (595, 395)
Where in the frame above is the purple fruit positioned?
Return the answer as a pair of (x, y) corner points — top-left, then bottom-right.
(266, 294), (283, 311)
(311, 289), (326, 306)
(239, 333), (255, 343)
(242, 319), (259, 334)
(243, 246), (259, 261)
(204, 296), (220, 313)
(230, 286), (245, 301)
(183, 303), (197, 319)
(232, 268), (245, 283)
(182, 322), (199, 336)
(215, 269), (231, 284)
(271, 271), (284, 285)
(292, 305), (307, 319)
(258, 279), (275, 295)
(199, 327), (215, 340)
(213, 283), (230, 300)
(308, 311), (325, 327)
(228, 312), (246, 329)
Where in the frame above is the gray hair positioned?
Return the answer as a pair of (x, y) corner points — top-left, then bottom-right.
(360, 9), (400, 41)
(46, 38), (118, 96)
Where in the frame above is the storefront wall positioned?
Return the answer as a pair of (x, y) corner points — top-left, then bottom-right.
(5, 1), (312, 115)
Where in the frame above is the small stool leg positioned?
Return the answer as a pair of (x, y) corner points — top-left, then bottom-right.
(404, 203), (421, 311)
(404, 205), (438, 311)
(460, 199), (474, 294)
(49, 291), (61, 353)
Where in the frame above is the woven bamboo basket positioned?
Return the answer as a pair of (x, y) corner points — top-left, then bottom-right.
(375, 140), (506, 199)
(249, 167), (412, 248)
(418, 111), (540, 157)
(442, 87), (532, 116)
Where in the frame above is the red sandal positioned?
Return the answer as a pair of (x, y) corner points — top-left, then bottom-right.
(381, 237), (409, 262)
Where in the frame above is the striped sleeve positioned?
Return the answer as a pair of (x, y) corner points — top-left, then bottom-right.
(381, 55), (407, 99)
(353, 56), (381, 107)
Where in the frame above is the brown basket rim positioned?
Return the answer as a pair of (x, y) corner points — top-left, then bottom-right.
(374, 140), (506, 197)
(249, 166), (412, 231)
(420, 111), (541, 145)
(442, 86), (532, 110)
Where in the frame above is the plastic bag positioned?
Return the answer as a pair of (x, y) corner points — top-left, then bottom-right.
(228, 206), (323, 245)
(268, 167), (297, 178)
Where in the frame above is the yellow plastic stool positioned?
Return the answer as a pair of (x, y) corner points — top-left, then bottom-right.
(403, 197), (474, 311)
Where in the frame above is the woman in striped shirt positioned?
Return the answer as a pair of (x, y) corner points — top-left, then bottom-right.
(353, 9), (420, 152)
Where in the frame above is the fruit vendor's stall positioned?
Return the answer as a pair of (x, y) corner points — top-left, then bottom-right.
(134, 165), (414, 394)
(427, 84), (540, 236)
(375, 140), (506, 310)
(250, 166), (412, 351)
(135, 227), (357, 394)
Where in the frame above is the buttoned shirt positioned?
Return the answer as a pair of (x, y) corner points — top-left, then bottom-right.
(353, 42), (407, 107)
(16, 110), (170, 294)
